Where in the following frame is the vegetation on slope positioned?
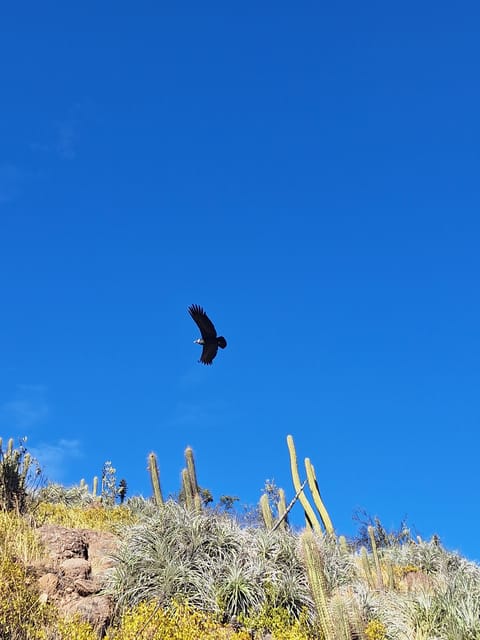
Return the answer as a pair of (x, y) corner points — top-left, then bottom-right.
(1, 436), (479, 639)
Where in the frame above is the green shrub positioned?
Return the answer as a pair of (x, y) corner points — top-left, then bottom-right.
(243, 606), (312, 640)
(34, 502), (137, 531)
(107, 501), (312, 621)
(105, 600), (251, 639)
(0, 554), (52, 640)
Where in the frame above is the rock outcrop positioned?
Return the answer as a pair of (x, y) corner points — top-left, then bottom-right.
(32, 525), (119, 636)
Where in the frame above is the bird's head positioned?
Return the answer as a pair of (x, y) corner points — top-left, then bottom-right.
(194, 338), (204, 345)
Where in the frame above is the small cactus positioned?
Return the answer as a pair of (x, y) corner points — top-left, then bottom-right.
(92, 476), (98, 498)
(260, 493), (274, 529)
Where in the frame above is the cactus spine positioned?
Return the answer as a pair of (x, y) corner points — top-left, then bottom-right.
(147, 452), (164, 506)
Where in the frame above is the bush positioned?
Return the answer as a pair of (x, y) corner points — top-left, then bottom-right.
(33, 502), (137, 531)
(0, 510), (44, 564)
(243, 606), (312, 640)
(0, 554), (52, 640)
(105, 600), (251, 640)
(107, 501), (312, 620)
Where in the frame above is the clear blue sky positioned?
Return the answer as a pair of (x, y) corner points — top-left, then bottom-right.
(1, 3), (479, 560)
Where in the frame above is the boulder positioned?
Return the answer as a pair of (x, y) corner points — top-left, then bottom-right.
(60, 557), (91, 581)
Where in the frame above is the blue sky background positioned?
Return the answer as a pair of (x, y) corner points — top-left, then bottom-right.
(1, 3), (479, 560)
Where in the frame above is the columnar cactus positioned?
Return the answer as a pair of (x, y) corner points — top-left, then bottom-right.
(147, 452), (164, 507)
(260, 493), (274, 529)
(368, 526), (385, 590)
(184, 446), (201, 511)
(92, 476), (98, 498)
(276, 487), (287, 530)
(304, 458), (334, 535)
(286, 435), (323, 534)
(301, 530), (333, 637)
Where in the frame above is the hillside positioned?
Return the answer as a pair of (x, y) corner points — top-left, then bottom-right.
(1, 437), (479, 640)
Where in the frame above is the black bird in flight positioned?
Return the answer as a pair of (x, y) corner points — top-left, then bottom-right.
(188, 304), (227, 365)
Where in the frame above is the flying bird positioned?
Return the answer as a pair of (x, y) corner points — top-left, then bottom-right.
(188, 304), (227, 365)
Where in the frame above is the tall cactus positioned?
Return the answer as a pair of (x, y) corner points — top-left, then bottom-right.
(360, 546), (375, 589)
(368, 526), (385, 589)
(181, 468), (195, 510)
(304, 458), (334, 535)
(301, 530), (333, 638)
(183, 446), (201, 511)
(148, 452), (164, 507)
(286, 435), (323, 533)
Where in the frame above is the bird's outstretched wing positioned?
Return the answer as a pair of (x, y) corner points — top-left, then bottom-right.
(188, 304), (217, 339)
(200, 342), (218, 365)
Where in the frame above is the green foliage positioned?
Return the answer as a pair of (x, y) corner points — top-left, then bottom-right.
(44, 615), (98, 640)
(0, 441), (479, 639)
(352, 509), (414, 550)
(0, 554), (53, 639)
(0, 510), (44, 565)
(218, 495), (240, 511)
(34, 502), (137, 531)
(105, 599), (251, 639)
(107, 501), (312, 621)
(364, 619), (387, 640)
(200, 487), (214, 505)
(243, 606), (312, 639)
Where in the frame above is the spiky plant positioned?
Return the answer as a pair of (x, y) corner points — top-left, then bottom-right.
(106, 501), (314, 622)
(36, 482), (94, 507)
